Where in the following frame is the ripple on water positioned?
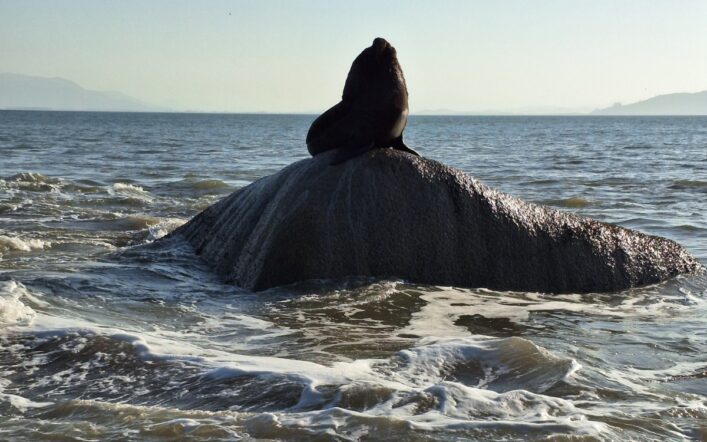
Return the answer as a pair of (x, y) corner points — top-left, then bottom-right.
(669, 179), (707, 192)
(0, 326), (606, 440)
(0, 113), (705, 440)
(544, 196), (592, 208)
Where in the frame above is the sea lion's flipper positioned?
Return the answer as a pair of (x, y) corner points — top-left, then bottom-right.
(306, 101), (350, 156)
(330, 140), (375, 165)
(391, 135), (420, 157)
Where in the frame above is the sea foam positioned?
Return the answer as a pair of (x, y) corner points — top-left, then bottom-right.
(0, 280), (37, 326)
(0, 234), (50, 255)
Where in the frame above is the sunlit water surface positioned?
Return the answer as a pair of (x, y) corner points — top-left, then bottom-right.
(1, 111), (706, 441)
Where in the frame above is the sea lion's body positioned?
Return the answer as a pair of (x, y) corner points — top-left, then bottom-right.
(306, 38), (419, 164)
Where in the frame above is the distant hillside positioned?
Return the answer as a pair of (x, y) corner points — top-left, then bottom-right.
(0, 73), (165, 112)
(592, 90), (707, 115)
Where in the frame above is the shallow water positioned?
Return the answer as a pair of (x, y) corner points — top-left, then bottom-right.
(1, 111), (706, 441)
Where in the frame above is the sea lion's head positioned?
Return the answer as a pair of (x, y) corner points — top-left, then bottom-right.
(343, 38), (407, 104)
(370, 37), (397, 65)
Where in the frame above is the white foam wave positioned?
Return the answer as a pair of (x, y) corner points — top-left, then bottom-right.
(112, 182), (149, 194)
(14, 323), (597, 437)
(5, 172), (57, 184)
(0, 384), (53, 413)
(0, 280), (38, 326)
(0, 172), (61, 192)
(376, 336), (580, 394)
(110, 182), (154, 202)
(0, 379), (52, 412)
(244, 383), (610, 439)
(147, 217), (187, 240)
(410, 285), (707, 329)
(19, 323), (577, 393)
(0, 234), (51, 255)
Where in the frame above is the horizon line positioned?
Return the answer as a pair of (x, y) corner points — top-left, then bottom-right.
(4, 108), (707, 117)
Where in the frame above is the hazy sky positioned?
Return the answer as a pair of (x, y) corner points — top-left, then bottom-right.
(1, 0), (706, 113)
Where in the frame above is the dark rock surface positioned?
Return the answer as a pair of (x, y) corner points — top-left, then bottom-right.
(170, 149), (701, 293)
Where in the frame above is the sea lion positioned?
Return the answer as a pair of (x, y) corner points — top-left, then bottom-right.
(306, 38), (420, 165)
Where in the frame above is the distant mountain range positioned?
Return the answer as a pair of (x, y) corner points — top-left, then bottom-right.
(0, 73), (165, 112)
(592, 90), (707, 115)
(2, 73), (706, 115)
(417, 92), (707, 116)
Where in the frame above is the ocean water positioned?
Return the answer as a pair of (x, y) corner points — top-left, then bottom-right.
(0, 110), (706, 441)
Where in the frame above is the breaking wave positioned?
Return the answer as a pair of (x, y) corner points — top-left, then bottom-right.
(0, 280), (37, 326)
(0, 234), (51, 256)
(0, 324), (606, 440)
